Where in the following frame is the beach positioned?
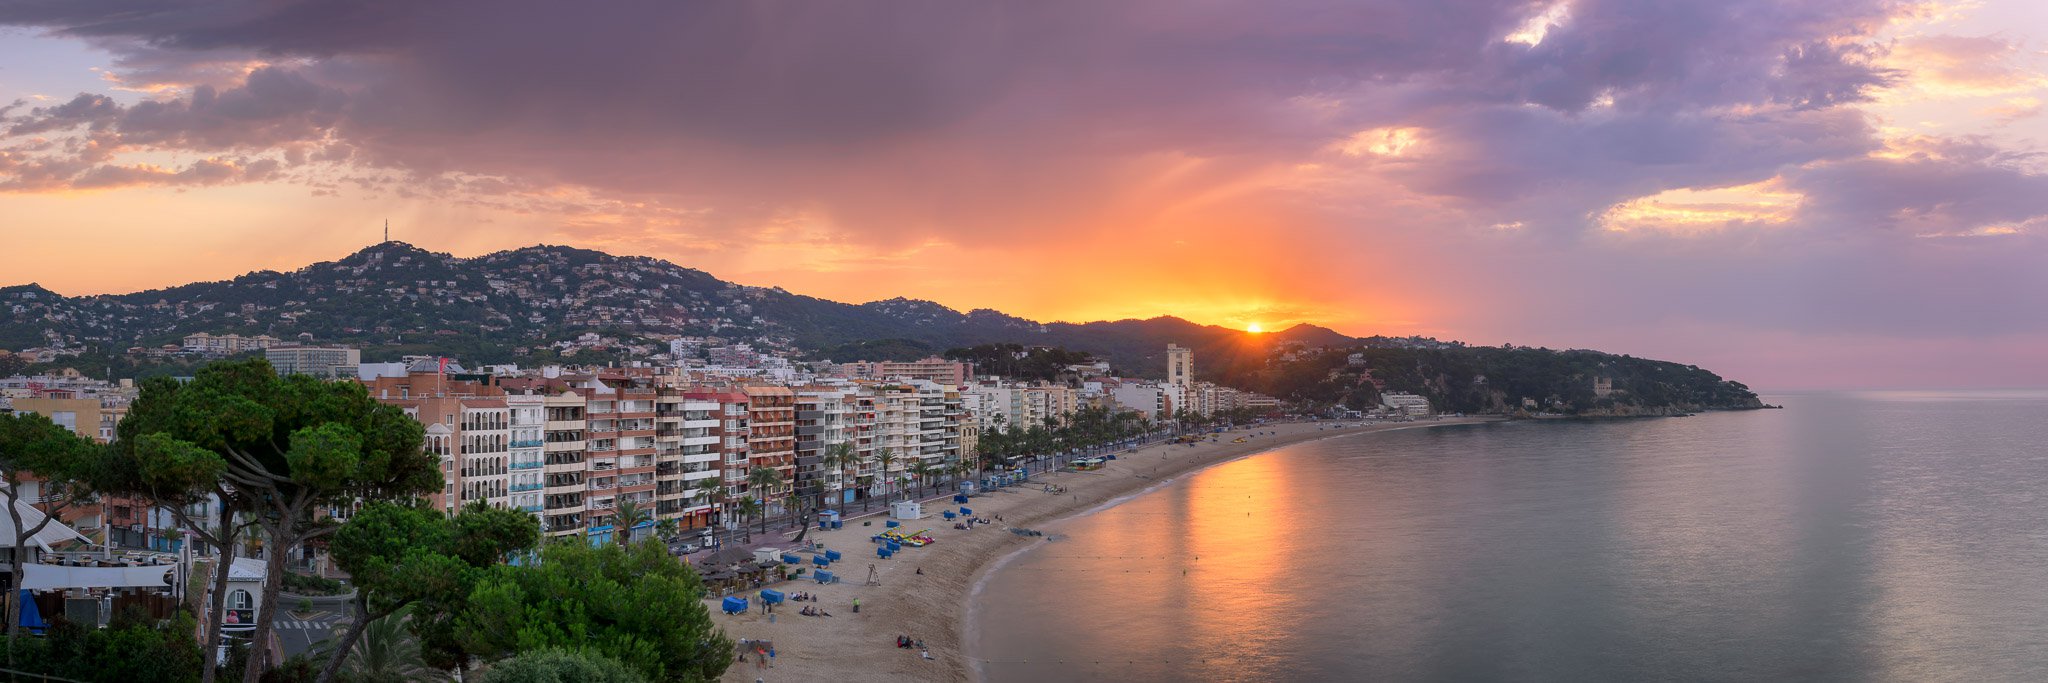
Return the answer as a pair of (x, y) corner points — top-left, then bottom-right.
(709, 417), (1499, 682)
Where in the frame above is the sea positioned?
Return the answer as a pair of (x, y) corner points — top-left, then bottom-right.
(968, 390), (2048, 682)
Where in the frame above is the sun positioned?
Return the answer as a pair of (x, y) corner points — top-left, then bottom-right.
(1246, 323), (1264, 333)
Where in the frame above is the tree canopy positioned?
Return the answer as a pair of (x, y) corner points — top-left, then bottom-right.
(479, 648), (647, 683)
(323, 501), (539, 682)
(0, 411), (100, 662)
(113, 358), (442, 682)
(455, 540), (731, 683)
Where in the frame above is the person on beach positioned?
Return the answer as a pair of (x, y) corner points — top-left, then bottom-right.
(854, 597), (861, 613)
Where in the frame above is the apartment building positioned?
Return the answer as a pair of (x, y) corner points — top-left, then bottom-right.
(654, 392), (723, 528)
(506, 394), (546, 518)
(794, 388), (854, 507)
(265, 344), (361, 379)
(742, 385), (797, 513)
(846, 357), (973, 385)
(539, 391), (588, 538)
(181, 333), (282, 355)
(682, 387), (751, 530)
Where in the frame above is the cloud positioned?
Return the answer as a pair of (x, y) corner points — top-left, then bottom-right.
(1887, 33), (2045, 95)
(2, 0), (2046, 388)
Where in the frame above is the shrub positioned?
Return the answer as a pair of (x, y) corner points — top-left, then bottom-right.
(480, 649), (647, 683)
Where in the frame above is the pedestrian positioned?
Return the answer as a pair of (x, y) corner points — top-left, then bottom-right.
(854, 597), (860, 613)
(768, 646), (777, 668)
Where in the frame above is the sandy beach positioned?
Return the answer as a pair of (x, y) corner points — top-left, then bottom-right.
(709, 417), (1500, 682)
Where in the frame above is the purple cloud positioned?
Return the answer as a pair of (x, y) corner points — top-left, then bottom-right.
(1, 0), (2045, 387)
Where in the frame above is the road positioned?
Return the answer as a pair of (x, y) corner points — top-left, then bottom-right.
(274, 607), (343, 658)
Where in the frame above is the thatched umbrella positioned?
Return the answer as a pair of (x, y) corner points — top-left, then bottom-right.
(696, 546), (755, 569)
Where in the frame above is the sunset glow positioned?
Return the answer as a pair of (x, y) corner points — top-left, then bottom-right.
(2, 0), (2047, 388)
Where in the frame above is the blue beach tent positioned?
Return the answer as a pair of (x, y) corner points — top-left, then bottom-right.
(18, 590), (46, 634)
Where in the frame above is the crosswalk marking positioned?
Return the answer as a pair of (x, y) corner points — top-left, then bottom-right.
(276, 620), (332, 630)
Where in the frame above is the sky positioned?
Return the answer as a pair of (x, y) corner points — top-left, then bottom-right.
(1, 1), (2045, 390)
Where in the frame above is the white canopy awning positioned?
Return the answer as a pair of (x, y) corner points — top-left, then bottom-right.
(19, 562), (175, 590)
(1, 499), (91, 552)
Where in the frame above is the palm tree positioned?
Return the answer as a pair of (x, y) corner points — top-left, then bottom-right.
(824, 442), (857, 517)
(910, 461), (935, 498)
(951, 458), (973, 493)
(782, 492), (805, 532)
(734, 498), (761, 542)
(856, 474), (876, 511)
(874, 448), (898, 503)
(612, 497), (651, 547)
(693, 477), (729, 546)
(747, 466), (782, 536)
(321, 606), (445, 683)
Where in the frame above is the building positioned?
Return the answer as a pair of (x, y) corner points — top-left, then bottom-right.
(1166, 344), (1194, 386)
(743, 385), (797, 513)
(1382, 392), (1432, 416)
(265, 345), (361, 379)
(181, 333), (282, 356)
(506, 394), (547, 520)
(540, 391), (588, 537)
(847, 357), (973, 385)
(9, 396), (105, 441)
(653, 391), (722, 529)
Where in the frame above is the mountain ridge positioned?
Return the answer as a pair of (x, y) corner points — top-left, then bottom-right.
(0, 241), (1358, 378)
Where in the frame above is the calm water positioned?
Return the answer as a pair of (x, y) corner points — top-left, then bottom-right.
(970, 391), (2048, 682)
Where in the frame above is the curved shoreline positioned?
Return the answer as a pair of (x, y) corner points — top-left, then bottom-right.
(712, 417), (1501, 682)
(960, 418), (1500, 680)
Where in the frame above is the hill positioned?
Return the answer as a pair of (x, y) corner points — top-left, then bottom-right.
(0, 241), (1350, 379)
(0, 241), (1764, 413)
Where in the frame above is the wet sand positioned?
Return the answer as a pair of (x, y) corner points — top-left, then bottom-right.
(710, 417), (1499, 682)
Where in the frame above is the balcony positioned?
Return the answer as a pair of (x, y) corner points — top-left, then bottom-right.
(510, 483), (543, 492)
(510, 460), (544, 470)
(510, 439), (545, 449)
(519, 504), (543, 513)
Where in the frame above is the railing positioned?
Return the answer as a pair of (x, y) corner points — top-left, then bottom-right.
(510, 461), (543, 470)
(519, 504), (543, 513)
(510, 483), (543, 492)
(510, 439), (545, 448)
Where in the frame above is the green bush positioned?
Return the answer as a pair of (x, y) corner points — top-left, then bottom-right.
(281, 572), (347, 595)
(480, 649), (647, 683)
(10, 610), (204, 683)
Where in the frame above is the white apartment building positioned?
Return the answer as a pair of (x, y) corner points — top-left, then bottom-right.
(541, 392), (588, 537)
(507, 394), (546, 519)
(457, 399), (510, 509)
